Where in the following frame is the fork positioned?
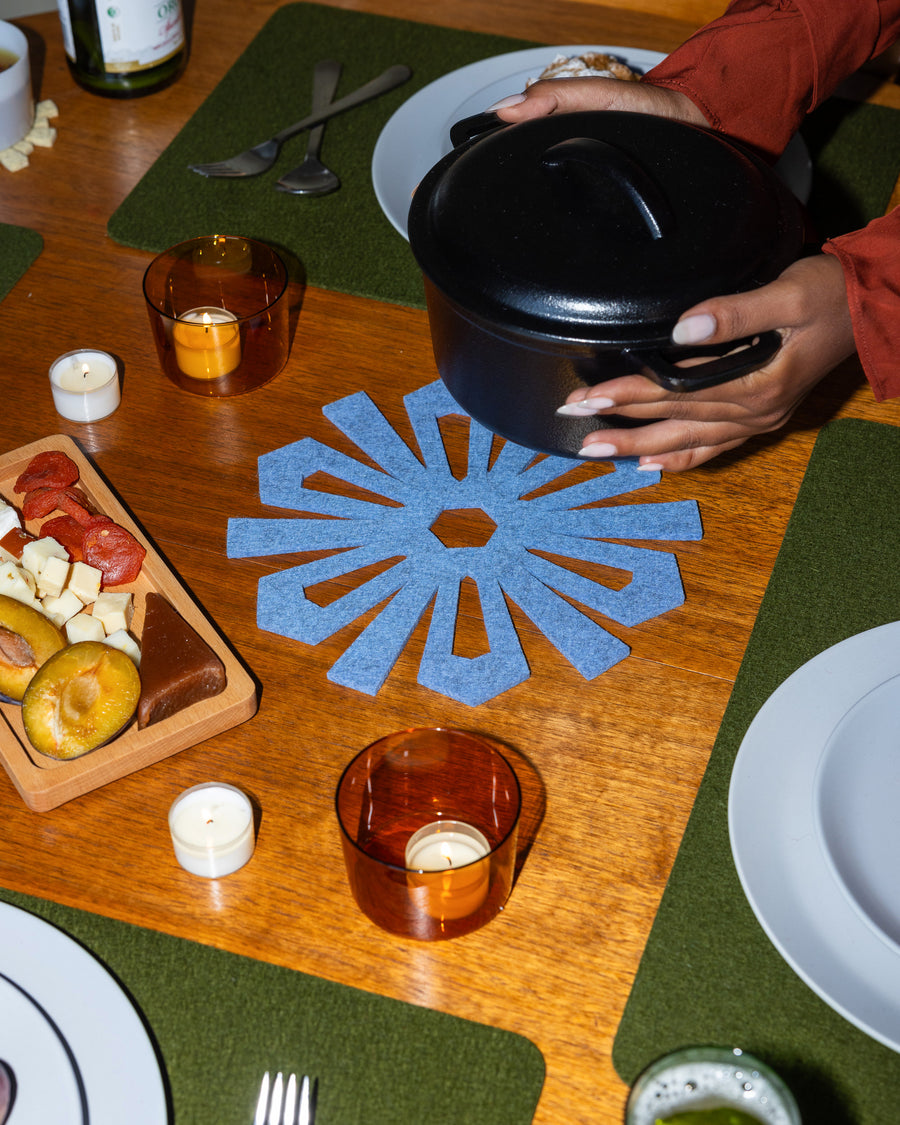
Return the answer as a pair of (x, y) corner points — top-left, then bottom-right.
(189, 63), (412, 178)
(253, 1071), (313, 1125)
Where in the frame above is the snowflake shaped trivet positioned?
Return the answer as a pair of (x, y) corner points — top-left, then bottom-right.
(227, 380), (702, 705)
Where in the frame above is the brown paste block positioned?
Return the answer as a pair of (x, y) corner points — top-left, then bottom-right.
(137, 593), (227, 729)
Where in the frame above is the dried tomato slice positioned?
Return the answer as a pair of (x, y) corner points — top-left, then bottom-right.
(82, 521), (146, 586)
(40, 515), (87, 562)
(14, 451), (79, 494)
(22, 488), (64, 520)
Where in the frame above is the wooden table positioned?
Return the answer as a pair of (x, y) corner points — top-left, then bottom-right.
(1, 2), (898, 1121)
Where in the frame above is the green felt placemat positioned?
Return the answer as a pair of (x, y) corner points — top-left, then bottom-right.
(0, 222), (42, 302)
(107, 2), (900, 312)
(612, 418), (900, 1124)
(801, 97), (900, 236)
(107, 3), (537, 309)
(0, 886), (544, 1124)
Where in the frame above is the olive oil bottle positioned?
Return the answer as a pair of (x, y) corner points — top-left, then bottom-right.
(56, 0), (187, 98)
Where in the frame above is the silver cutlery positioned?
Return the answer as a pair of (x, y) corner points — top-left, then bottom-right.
(189, 64), (412, 178)
(254, 1071), (313, 1125)
(275, 59), (342, 196)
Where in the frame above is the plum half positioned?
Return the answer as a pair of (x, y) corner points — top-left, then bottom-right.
(22, 641), (140, 760)
(0, 593), (66, 703)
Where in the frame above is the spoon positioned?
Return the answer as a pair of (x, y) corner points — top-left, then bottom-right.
(0, 1060), (16, 1124)
(276, 59), (342, 195)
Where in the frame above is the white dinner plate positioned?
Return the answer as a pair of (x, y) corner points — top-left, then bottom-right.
(0, 901), (167, 1124)
(729, 622), (900, 1052)
(372, 45), (812, 239)
(814, 672), (900, 953)
(0, 974), (86, 1124)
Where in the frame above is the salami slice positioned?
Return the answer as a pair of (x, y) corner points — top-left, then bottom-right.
(82, 521), (146, 586)
(40, 515), (87, 562)
(14, 451), (80, 494)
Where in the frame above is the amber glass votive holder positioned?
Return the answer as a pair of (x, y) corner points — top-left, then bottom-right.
(335, 728), (521, 940)
(142, 234), (289, 396)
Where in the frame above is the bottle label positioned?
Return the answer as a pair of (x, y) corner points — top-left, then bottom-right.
(56, 0), (77, 61)
(94, 0), (185, 74)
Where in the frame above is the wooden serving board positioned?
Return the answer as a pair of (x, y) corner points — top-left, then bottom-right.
(0, 435), (258, 812)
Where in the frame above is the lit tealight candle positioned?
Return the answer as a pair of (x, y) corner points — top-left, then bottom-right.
(168, 783), (255, 878)
(405, 820), (491, 921)
(172, 306), (242, 380)
(49, 349), (121, 422)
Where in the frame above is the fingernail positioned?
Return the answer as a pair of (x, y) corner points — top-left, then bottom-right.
(486, 93), (526, 110)
(577, 442), (618, 459)
(583, 396), (615, 409)
(636, 461), (664, 472)
(556, 402), (598, 416)
(672, 313), (716, 345)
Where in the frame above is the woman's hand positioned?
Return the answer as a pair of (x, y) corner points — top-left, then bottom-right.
(493, 80), (858, 471)
(557, 255), (857, 472)
(492, 76), (709, 129)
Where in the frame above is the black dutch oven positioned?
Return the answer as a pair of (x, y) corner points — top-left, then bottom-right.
(407, 110), (806, 458)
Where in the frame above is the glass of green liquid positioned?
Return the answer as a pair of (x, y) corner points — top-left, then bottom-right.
(626, 1047), (801, 1125)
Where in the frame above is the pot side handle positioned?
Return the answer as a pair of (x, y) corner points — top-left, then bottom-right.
(624, 331), (782, 391)
(541, 137), (675, 240)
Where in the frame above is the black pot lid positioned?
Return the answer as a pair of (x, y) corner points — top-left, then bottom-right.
(408, 111), (805, 346)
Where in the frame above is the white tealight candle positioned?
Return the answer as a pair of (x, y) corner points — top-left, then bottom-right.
(405, 820), (491, 921)
(49, 349), (121, 422)
(168, 783), (255, 878)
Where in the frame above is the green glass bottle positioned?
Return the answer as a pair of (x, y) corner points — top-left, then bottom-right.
(56, 0), (187, 98)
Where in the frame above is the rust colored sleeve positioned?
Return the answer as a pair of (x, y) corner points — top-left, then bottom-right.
(644, 0), (898, 161)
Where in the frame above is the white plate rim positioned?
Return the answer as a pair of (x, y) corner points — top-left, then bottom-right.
(728, 621), (900, 1051)
(0, 900), (167, 1124)
(813, 671), (900, 954)
(371, 44), (812, 239)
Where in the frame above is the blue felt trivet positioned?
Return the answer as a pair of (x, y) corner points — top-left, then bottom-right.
(227, 381), (702, 704)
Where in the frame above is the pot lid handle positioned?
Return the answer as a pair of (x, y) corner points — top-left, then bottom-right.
(625, 331), (782, 391)
(541, 137), (675, 240)
(449, 111), (505, 149)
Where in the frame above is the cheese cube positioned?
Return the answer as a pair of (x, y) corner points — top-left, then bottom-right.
(103, 629), (141, 667)
(92, 591), (133, 636)
(0, 561), (39, 607)
(21, 536), (68, 580)
(28, 123), (56, 148)
(37, 554), (70, 599)
(65, 611), (105, 644)
(42, 588), (84, 626)
(67, 561), (102, 604)
(0, 148), (28, 172)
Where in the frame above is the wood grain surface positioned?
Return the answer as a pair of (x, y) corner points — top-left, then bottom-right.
(1, 2), (898, 1122)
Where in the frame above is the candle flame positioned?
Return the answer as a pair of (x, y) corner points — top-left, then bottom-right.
(81, 363), (90, 380)
(440, 842), (454, 868)
(202, 312), (213, 330)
